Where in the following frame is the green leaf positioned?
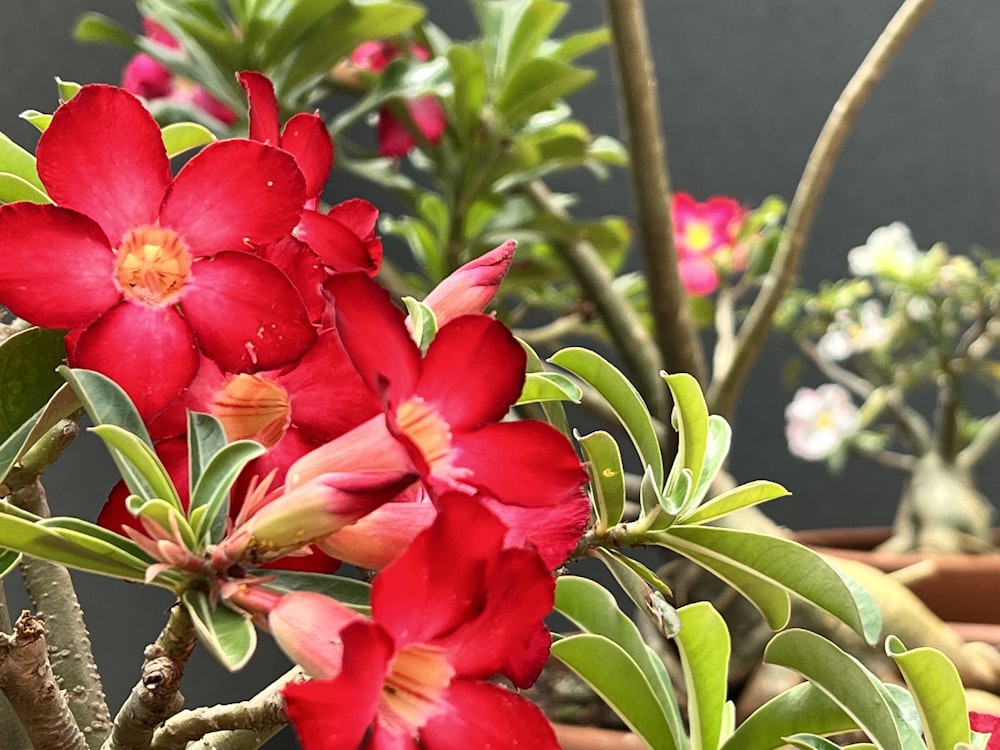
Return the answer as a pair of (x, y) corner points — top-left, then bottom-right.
(0, 505), (149, 581)
(0, 327), (67, 444)
(495, 57), (595, 125)
(0, 549), (21, 580)
(482, 0), (566, 81)
(186, 411), (229, 494)
(594, 549), (678, 638)
(40, 516), (154, 567)
(520, 340), (570, 436)
(402, 296), (439, 354)
(189, 439), (266, 545)
(885, 635), (970, 750)
(517, 372), (581, 405)
(554, 576), (685, 747)
(784, 735), (877, 750)
(60, 367), (151, 445)
(687, 414), (732, 508)
(675, 602), (730, 750)
(662, 372), (709, 516)
(181, 590), (257, 672)
(723, 682), (857, 750)
(551, 634), (679, 750)
(544, 27), (611, 63)
(161, 122), (216, 158)
(0, 131), (43, 189)
(55, 78), (82, 102)
(90, 424), (182, 509)
(446, 45), (488, 137)
(657, 526), (881, 644)
(679, 480), (790, 526)
(254, 569), (372, 613)
(0, 384), (80, 485)
(0, 173), (52, 204)
(73, 11), (140, 48)
(764, 630), (908, 750)
(126, 496), (197, 552)
(549, 347), (662, 486)
(577, 430), (625, 530)
(19, 110), (52, 133)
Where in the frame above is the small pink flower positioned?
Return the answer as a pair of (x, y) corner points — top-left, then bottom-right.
(421, 240), (516, 326)
(785, 384), (858, 461)
(350, 40), (448, 157)
(671, 191), (747, 296)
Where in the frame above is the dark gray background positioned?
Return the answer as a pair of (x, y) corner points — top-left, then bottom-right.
(1, 0), (998, 742)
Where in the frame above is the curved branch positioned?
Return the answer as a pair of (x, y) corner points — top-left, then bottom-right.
(707, 0), (938, 419)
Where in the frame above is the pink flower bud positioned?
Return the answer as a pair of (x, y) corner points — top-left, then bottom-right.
(269, 591), (364, 678)
(422, 241), (516, 327)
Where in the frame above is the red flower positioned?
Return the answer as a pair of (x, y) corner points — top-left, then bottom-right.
(0, 85), (316, 418)
(350, 41), (448, 158)
(123, 19), (236, 125)
(670, 191), (747, 296)
(421, 240), (516, 327)
(271, 495), (560, 749)
(971, 712), (1000, 747)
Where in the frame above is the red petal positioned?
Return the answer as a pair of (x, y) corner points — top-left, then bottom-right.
(71, 302), (198, 420)
(256, 235), (326, 323)
(37, 85), (170, 246)
(416, 315), (525, 430)
(0, 203), (119, 328)
(482, 492), (590, 569)
(420, 680), (559, 750)
(281, 113), (333, 200)
(181, 251), (316, 372)
(319, 499), (434, 570)
(147, 355), (226, 440)
(158, 140), (305, 256)
(237, 71), (281, 145)
(295, 210), (376, 274)
(270, 591), (366, 677)
(327, 273), (420, 405)
(407, 97), (447, 145)
(328, 199), (383, 275)
(283, 622), (391, 750)
(371, 495), (506, 647)
(376, 109), (416, 158)
(449, 421), (587, 507)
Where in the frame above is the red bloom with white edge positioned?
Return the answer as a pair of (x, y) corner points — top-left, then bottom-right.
(271, 495), (560, 750)
(0, 85), (316, 418)
(670, 191), (747, 296)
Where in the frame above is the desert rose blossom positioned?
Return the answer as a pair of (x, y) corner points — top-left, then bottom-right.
(350, 40), (448, 157)
(268, 495), (560, 749)
(670, 191), (747, 296)
(0, 84), (316, 419)
(784, 384), (859, 461)
(847, 221), (920, 278)
(123, 18), (236, 125)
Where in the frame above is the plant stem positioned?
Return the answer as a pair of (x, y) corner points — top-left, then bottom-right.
(0, 586), (32, 750)
(102, 604), (196, 750)
(13, 478), (113, 748)
(0, 611), (89, 750)
(707, 0), (938, 419)
(604, 0), (708, 390)
(957, 410), (1000, 470)
(525, 180), (670, 424)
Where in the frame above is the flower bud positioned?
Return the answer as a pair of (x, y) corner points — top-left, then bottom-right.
(421, 241), (516, 327)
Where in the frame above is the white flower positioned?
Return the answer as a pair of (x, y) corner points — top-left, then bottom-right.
(847, 222), (920, 277)
(816, 324), (853, 361)
(785, 384), (858, 461)
(854, 299), (890, 350)
(815, 300), (889, 361)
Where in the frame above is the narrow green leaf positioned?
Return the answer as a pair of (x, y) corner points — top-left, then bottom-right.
(675, 602), (730, 750)
(544, 27), (611, 63)
(60, 367), (151, 445)
(40, 516), (154, 565)
(0, 384), (80, 485)
(495, 57), (594, 125)
(520, 340), (570, 436)
(181, 590), (257, 672)
(0, 131), (43, 189)
(0, 549), (22, 580)
(551, 634), (678, 750)
(189, 439), (266, 545)
(661, 467), (693, 517)
(662, 372), (708, 515)
(0, 507), (149, 580)
(446, 45), (487, 137)
(402, 296), (438, 353)
(187, 411), (229, 494)
(658, 526), (880, 644)
(723, 682), (856, 750)
(679, 480), (790, 526)
(255, 569), (372, 613)
(517, 372), (581, 405)
(55, 78), (82, 102)
(126, 496), (198, 552)
(0, 173), (52, 204)
(687, 414), (732, 508)
(885, 635), (970, 750)
(72, 11), (139, 48)
(784, 735), (876, 750)
(577, 430), (625, 530)
(549, 347), (662, 486)
(0, 327), (67, 444)
(554, 576), (685, 747)
(90, 424), (182, 509)
(595, 549), (678, 638)
(19, 110), (52, 133)
(161, 122), (216, 158)
(764, 630), (906, 750)
(490, 0), (566, 80)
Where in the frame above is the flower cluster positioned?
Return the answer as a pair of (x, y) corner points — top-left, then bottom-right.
(670, 190), (748, 296)
(0, 74), (587, 745)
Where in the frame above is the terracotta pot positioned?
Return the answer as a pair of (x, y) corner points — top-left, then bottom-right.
(794, 526), (1000, 642)
(552, 723), (644, 749)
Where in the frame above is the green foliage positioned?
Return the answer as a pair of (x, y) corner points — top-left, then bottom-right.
(182, 589), (257, 672)
(0, 328), (67, 446)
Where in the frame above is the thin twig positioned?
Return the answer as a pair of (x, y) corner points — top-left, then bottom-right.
(604, 0), (708, 389)
(957, 410), (1000, 470)
(102, 604), (196, 750)
(707, 0), (938, 419)
(152, 668), (301, 750)
(0, 611), (89, 750)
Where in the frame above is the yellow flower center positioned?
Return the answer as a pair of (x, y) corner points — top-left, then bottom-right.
(683, 221), (714, 253)
(395, 397), (451, 472)
(380, 644), (454, 735)
(212, 374), (291, 448)
(114, 225), (192, 306)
